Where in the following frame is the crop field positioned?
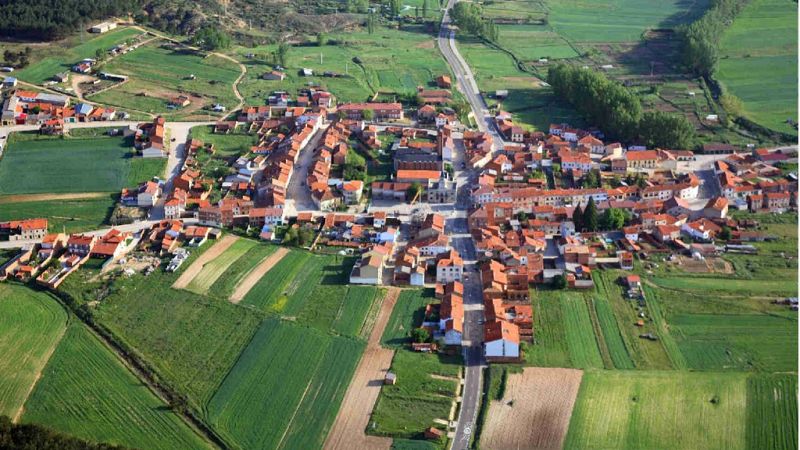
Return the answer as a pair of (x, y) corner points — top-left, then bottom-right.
(565, 371), (748, 450)
(235, 26), (450, 105)
(746, 374), (798, 450)
(480, 0), (547, 20)
(185, 239), (258, 294)
(207, 318), (363, 450)
(0, 195), (115, 233)
(669, 313), (797, 372)
(0, 133), (154, 195)
(650, 275), (797, 297)
(206, 244), (277, 299)
(497, 25), (579, 61)
(717, 0), (798, 135)
(13, 27), (144, 84)
(381, 288), (436, 347)
(548, 0), (711, 43)
(526, 287), (571, 367)
(90, 43), (242, 115)
(240, 249), (312, 310)
(369, 349), (462, 438)
(0, 285), (66, 418)
(480, 368), (582, 450)
(22, 322), (209, 449)
(331, 286), (382, 338)
(591, 296), (635, 369)
(560, 292), (604, 369)
(90, 261), (263, 408)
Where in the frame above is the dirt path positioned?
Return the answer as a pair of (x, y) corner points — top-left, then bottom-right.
(0, 192), (109, 204)
(228, 247), (289, 303)
(480, 367), (583, 450)
(323, 288), (400, 450)
(172, 234), (238, 289)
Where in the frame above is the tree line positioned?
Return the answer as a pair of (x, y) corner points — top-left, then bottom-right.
(0, 0), (140, 40)
(451, 3), (500, 42)
(547, 63), (696, 149)
(678, 0), (749, 76)
(0, 416), (129, 450)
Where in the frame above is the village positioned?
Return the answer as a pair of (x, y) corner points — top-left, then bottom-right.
(1, 72), (796, 364)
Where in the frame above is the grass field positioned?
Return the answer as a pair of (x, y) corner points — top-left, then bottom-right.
(240, 249), (312, 310)
(0, 285), (66, 418)
(746, 374), (798, 450)
(207, 318), (363, 450)
(189, 125), (259, 157)
(565, 371), (748, 450)
(548, 0), (711, 42)
(649, 275), (797, 297)
(90, 43), (242, 115)
(22, 322), (209, 449)
(331, 286), (382, 338)
(717, 0), (798, 135)
(560, 292), (604, 369)
(526, 287), (572, 367)
(84, 258), (264, 409)
(13, 27), (144, 84)
(0, 195), (115, 234)
(381, 288), (436, 347)
(591, 296), (635, 369)
(185, 239), (257, 294)
(206, 244), (277, 299)
(0, 132), (159, 195)
(369, 349), (462, 439)
(235, 26), (450, 105)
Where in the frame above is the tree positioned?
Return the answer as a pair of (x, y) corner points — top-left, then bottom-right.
(276, 42), (290, 67)
(406, 182), (423, 200)
(367, 11), (376, 34)
(600, 207), (625, 230)
(192, 26), (230, 51)
(361, 108), (375, 121)
(583, 197), (598, 232)
(412, 327), (430, 343)
(316, 33), (327, 46)
(94, 48), (104, 61)
(551, 274), (567, 289)
(638, 111), (695, 150)
(516, 211), (528, 222)
(422, 0), (429, 17)
(572, 204), (583, 231)
(583, 170), (600, 188)
(718, 225), (731, 241)
(720, 93), (745, 118)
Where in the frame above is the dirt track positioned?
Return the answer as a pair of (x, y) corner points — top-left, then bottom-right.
(228, 247), (289, 303)
(323, 288), (400, 450)
(0, 192), (108, 204)
(480, 367), (583, 450)
(171, 235), (237, 289)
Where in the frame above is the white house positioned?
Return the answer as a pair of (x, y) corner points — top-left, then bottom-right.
(435, 249), (463, 284)
(484, 320), (520, 358)
(439, 293), (463, 346)
(137, 181), (162, 207)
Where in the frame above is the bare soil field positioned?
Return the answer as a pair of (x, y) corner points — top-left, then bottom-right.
(323, 288), (400, 450)
(0, 192), (108, 204)
(228, 247), (289, 303)
(480, 367), (583, 450)
(171, 234), (237, 289)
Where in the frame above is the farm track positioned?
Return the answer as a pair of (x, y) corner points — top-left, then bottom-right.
(480, 368), (583, 450)
(0, 192), (109, 204)
(322, 288), (399, 450)
(229, 247), (290, 303)
(172, 235), (238, 289)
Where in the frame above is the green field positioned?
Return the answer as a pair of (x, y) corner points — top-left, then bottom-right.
(747, 374), (798, 450)
(22, 322), (209, 449)
(560, 292), (604, 369)
(369, 349), (461, 439)
(206, 244), (276, 299)
(90, 43), (242, 115)
(381, 288), (435, 347)
(717, 0), (798, 135)
(591, 295), (635, 369)
(14, 27), (144, 84)
(526, 287), (571, 366)
(331, 286), (382, 338)
(0, 285), (66, 418)
(0, 195), (115, 234)
(548, 0), (711, 42)
(185, 238), (257, 294)
(207, 318), (363, 450)
(0, 133), (159, 195)
(81, 259), (264, 408)
(235, 25), (450, 105)
(565, 371), (748, 450)
(189, 125), (259, 156)
(650, 275), (797, 297)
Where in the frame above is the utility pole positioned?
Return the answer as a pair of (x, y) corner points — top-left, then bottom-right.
(320, 53), (323, 64)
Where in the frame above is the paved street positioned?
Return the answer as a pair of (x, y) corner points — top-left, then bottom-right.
(284, 124), (329, 216)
